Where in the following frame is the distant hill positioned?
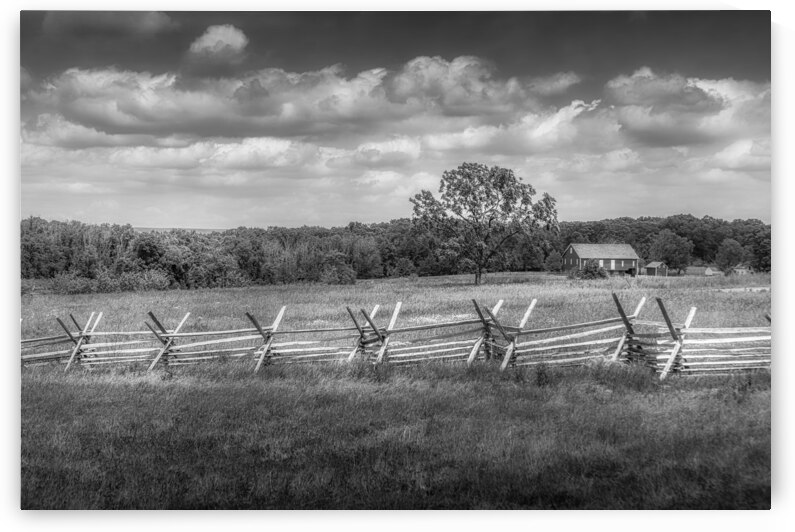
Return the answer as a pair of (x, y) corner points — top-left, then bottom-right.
(133, 227), (219, 234)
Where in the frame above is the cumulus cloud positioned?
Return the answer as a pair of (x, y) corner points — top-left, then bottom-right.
(387, 55), (535, 116)
(42, 12), (178, 36)
(20, 55), (769, 227)
(605, 66), (770, 147)
(184, 25), (250, 77)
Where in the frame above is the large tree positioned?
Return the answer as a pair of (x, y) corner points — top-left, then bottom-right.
(715, 238), (748, 274)
(410, 162), (558, 285)
(648, 229), (695, 274)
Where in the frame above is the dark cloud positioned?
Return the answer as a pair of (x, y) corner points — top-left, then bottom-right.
(42, 11), (178, 37)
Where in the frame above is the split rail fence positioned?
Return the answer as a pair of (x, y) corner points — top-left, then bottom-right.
(20, 294), (771, 381)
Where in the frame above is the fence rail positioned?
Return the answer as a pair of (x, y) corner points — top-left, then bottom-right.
(20, 294), (771, 380)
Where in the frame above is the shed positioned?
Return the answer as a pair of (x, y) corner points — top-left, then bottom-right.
(732, 264), (753, 276)
(645, 261), (668, 277)
(562, 243), (640, 276)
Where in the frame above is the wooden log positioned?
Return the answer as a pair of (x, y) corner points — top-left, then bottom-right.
(683, 327), (771, 334)
(483, 306), (512, 343)
(514, 354), (603, 367)
(500, 300), (537, 371)
(389, 339), (476, 353)
(388, 346), (472, 358)
(165, 327), (261, 339)
(78, 347), (161, 356)
(683, 336), (771, 345)
(659, 306), (696, 381)
(22, 349), (73, 361)
(394, 326), (484, 344)
(514, 317), (625, 338)
(515, 325), (625, 348)
(79, 339), (152, 349)
(21, 338), (76, 349)
(389, 318), (484, 335)
(21, 334), (72, 345)
(612, 292), (635, 335)
(514, 336), (623, 355)
(389, 352), (470, 364)
(55, 317), (78, 344)
(171, 334), (263, 351)
(376, 302), (402, 364)
(681, 360), (772, 367)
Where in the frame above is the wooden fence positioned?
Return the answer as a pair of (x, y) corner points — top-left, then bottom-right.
(20, 294), (771, 380)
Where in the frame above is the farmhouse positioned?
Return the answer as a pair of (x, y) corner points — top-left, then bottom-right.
(644, 261), (668, 276)
(562, 243), (640, 276)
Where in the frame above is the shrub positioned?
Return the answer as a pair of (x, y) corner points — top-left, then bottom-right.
(51, 272), (97, 294)
(569, 259), (609, 280)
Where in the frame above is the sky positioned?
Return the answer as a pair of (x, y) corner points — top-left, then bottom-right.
(20, 10), (771, 229)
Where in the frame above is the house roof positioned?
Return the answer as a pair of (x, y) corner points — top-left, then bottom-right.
(646, 261), (665, 268)
(568, 243), (640, 260)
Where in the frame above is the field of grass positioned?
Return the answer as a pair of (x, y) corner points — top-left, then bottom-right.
(20, 272), (772, 509)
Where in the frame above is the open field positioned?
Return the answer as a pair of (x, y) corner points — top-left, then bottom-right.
(20, 272), (772, 509)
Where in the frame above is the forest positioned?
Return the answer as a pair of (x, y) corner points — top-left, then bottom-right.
(20, 214), (771, 293)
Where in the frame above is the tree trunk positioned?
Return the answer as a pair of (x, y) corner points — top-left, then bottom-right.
(474, 269), (482, 285)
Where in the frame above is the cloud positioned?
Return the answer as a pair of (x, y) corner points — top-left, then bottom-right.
(387, 55), (536, 116)
(605, 67), (770, 147)
(183, 25), (250, 77)
(42, 12), (178, 36)
(528, 72), (582, 96)
(21, 56), (769, 227)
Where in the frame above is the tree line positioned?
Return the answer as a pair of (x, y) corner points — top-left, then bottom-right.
(20, 212), (770, 293)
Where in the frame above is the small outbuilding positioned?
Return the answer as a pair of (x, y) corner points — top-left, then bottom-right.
(732, 264), (753, 276)
(562, 243), (640, 276)
(645, 261), (668, 276)
(686, 266), (722, 277)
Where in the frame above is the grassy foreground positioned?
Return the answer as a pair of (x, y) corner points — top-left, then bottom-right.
(21, 363), (770, 509)
(20, 272), (772, 509)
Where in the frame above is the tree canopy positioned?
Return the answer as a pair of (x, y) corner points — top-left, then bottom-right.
(410, 163), (558, 284)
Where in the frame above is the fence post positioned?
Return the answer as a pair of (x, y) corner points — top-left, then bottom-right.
(658, 299), (697, 381)
(346, 305), (380, 362)
(375, 302), (402, 365)
(63, 312), (98, 373)
(146, 312), (191, 372)
(500, 299), (537, 371)
(247, 306), (287, 373)
(611, 296), (646, 362)
(471, 299), (505, 362)
(467, 300), (504, 366)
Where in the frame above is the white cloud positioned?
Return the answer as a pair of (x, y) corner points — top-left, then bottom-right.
(188, 25), (249, 60)
(528, 72), (582, 96)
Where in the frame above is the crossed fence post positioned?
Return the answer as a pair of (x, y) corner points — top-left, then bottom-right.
(610, 294), (647, 362)
(246, 306), (288, 373)
(346, 305), (381, 362)
(657, 298), (697, 381)
(468, 299), (504, 364)
(57, 311), (103, 372)
(145, 311), (191, 371)
(498, 300), (538, 371)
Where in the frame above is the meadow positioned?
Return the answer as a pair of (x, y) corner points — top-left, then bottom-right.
(20, 272), (772, 509)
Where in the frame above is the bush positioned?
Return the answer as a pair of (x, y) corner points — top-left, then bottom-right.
(320, 264), (356, 285)
(568, 259), (609, 280)
(51, 272), (97, 294)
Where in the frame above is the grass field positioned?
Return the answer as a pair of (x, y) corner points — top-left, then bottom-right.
(20, 272), (772, 509)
